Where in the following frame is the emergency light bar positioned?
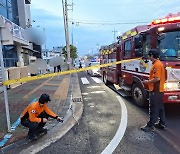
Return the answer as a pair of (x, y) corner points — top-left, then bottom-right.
(151, 16), (180, 25)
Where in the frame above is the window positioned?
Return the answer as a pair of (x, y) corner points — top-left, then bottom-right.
(7, 1), (12, 11)
(2, 46), (18, 67)
(124, 40), (131, 58)
(11, 0), (19, 25)
(142, 34), (151, 55)
(0, 0), (13, 21)
(0, 5), (7, 18)
(158, 31), (180, 61)
(0, 0), (6, 6)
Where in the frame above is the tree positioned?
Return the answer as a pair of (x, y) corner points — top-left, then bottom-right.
(62, 44), (78, 60)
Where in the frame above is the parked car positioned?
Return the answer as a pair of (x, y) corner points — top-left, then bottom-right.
(87, 62), (101, 76)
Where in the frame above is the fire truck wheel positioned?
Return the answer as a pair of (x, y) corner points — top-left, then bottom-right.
(103, 72), (110, 85)
(132, 83), (147, 107)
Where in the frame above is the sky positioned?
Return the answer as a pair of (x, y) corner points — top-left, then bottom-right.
(30, 0), (180, 57)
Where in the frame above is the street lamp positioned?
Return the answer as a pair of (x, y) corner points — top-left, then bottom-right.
(96, 44), (100, 53)
(42, 28), (47, 62)
(112, 28), (118, 43)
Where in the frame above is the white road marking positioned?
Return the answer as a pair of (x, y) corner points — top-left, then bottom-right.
(81, 77), (90, 84)
(101, 96), (127, 154)
(87, 86), (101, 88)
(91, 77), (103, 83)
(91, 91), (105, 94)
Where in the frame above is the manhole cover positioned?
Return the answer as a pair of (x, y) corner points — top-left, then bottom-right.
(72, 97), (82, 102)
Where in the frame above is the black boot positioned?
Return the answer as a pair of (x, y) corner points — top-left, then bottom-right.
(141, 124), (155, 132)
(154, 123), (166, 129)
(28, 135), (37, 141)
(36, 128), (47, 136)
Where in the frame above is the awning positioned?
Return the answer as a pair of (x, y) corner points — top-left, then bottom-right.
(22, 43), (40, 53)
(0, 15), (29, 46)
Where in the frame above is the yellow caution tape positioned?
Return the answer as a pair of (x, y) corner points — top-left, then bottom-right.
(2, 57), (148, 86)
(139, 58), (148, 68)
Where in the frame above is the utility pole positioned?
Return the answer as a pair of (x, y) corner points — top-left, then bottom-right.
(62, 0), (71, 70)
(71, 0), (74, 45)
(112, 28), (118, 43)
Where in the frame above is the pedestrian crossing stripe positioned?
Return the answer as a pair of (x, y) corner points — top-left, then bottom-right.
(81, 77), (90, 84)
(2, 57), (147, 86)
(81, 77), (103, 84)
(91, 77), (102, 83)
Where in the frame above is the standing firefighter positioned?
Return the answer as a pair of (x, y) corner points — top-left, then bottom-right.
(141, 49), (166, 132)
(79, 60), (82, 68)
(21, 94), (63, 141)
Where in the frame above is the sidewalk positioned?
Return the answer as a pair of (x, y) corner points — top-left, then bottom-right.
(0, 73), (83, 153)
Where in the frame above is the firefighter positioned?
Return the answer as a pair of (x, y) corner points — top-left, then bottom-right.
(21, 94), (63, 141)
(79, 60), (82, 68)
(57, 65), (61, 72)
(141, 49), (166, 132)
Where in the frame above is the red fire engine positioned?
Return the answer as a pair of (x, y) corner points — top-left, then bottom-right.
(100, 13), (180, 107)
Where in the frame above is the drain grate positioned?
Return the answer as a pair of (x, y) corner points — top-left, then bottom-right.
(72, 97), (82, 102)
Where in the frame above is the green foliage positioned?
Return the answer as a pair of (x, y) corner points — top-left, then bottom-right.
(62, 44), (78, 60)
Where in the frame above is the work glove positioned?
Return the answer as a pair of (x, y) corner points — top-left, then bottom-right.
(57, 116), (64, 123)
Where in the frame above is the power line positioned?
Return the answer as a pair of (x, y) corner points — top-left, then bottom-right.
(119, 0), (169, 31)
(74, 2), (158, 6)
(68, 20), (151, 25)
(69, 18), (153, 23)
(115, 2), (160, 31)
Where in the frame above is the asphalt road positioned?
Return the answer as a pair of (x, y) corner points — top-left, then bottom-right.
(38, 71), (122, 154)
(39, 71), (180, 154)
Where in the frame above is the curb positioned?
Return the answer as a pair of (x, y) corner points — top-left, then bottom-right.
(1, 73), (83, 154)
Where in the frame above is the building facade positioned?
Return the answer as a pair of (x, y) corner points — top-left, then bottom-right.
(0, 0), (41, 68)
(42, 46), (63, 63)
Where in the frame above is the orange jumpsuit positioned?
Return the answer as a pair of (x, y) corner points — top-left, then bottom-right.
(148, 59), (165, 92)
(147, 59), (166, 126)
(21, 101), (57, 123)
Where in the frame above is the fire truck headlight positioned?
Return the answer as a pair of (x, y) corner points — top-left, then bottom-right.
(164, 82), (179, 91)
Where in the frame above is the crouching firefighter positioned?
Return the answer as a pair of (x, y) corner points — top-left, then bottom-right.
(20, 93), (63, 141)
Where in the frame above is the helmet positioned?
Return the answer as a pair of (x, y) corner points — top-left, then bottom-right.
(39, 94), (51, 104)
(148, 49), (160, 58)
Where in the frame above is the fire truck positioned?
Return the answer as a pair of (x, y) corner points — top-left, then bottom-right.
(100, 13), (180, 107)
